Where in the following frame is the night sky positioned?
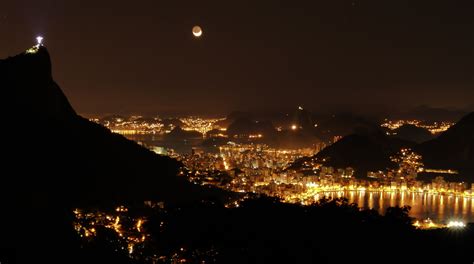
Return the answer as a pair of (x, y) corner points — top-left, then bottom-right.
(1, 1), (473, 115)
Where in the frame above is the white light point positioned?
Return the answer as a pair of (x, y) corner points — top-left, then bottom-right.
(447, 220), (466, 228)
(36, 36), (44, 46)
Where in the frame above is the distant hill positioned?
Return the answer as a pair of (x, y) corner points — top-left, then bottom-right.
(392, 124), (433, 143)
(165, 126), (203, 139)
(226, 117), (276, 137)
(291, 112), (474, 180)
(161, 117), (185, 128)
(292, 130), (414, 177)
(416, 112), (474, 176)
(314, 113), (379, 142)
(291, 107), (314, 131)
(214, 111), (252, 128)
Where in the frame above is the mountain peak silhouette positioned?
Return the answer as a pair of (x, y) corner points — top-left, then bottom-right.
(2, 46), (225, 263)
(2, 46), (220, 206)
(1, 46), (76, 120)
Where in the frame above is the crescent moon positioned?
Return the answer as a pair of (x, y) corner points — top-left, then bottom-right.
(193, 26), (203, 37)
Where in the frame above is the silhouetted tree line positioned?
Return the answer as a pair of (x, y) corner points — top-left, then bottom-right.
(73, 196), (473, 264)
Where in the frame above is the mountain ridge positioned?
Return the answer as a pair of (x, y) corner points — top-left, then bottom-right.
(416, 112), (474, 172)
(1, 46), (223, 262)
(291, 112), (474, 180)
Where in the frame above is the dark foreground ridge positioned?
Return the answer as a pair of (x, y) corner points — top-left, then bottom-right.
(1, 47), (221, 263)
(1, 47), (473, 263)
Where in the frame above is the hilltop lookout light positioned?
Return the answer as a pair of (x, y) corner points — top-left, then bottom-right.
(36, 36), (44, 46)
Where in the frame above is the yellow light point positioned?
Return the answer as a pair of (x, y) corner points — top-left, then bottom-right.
(26, 46), (39, 54)
(116, 206), (128, 212)
(291, 125), (297, 130)
(222, 156), (229, 170)
(413, 221), (421, 227)
(136, 219), (143, 232)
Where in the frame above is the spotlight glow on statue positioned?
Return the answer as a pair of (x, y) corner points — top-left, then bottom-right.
(36, 36), (44, 46)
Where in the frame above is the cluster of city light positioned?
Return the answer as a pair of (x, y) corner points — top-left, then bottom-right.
(390, 148), (424, 176)
(91, 116), (167, 135)
(381, 119), (453, 134)
(412, 218), (467, 230)
(25, 46), (39, 54)
(413, 218), (443, 229)
(90, 116), (227, 137)
(73, 206), (148, 256)
(73, 204), (216, 262)
(179, 117), (225, 136)
(180, 144), (474, 209)
(447, 220), (466, 228)
(218, 143), (320, 171)
(424, 169), (458, 174)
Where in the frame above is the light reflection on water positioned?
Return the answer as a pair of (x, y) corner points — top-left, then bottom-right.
(321, 191), (474, 223)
